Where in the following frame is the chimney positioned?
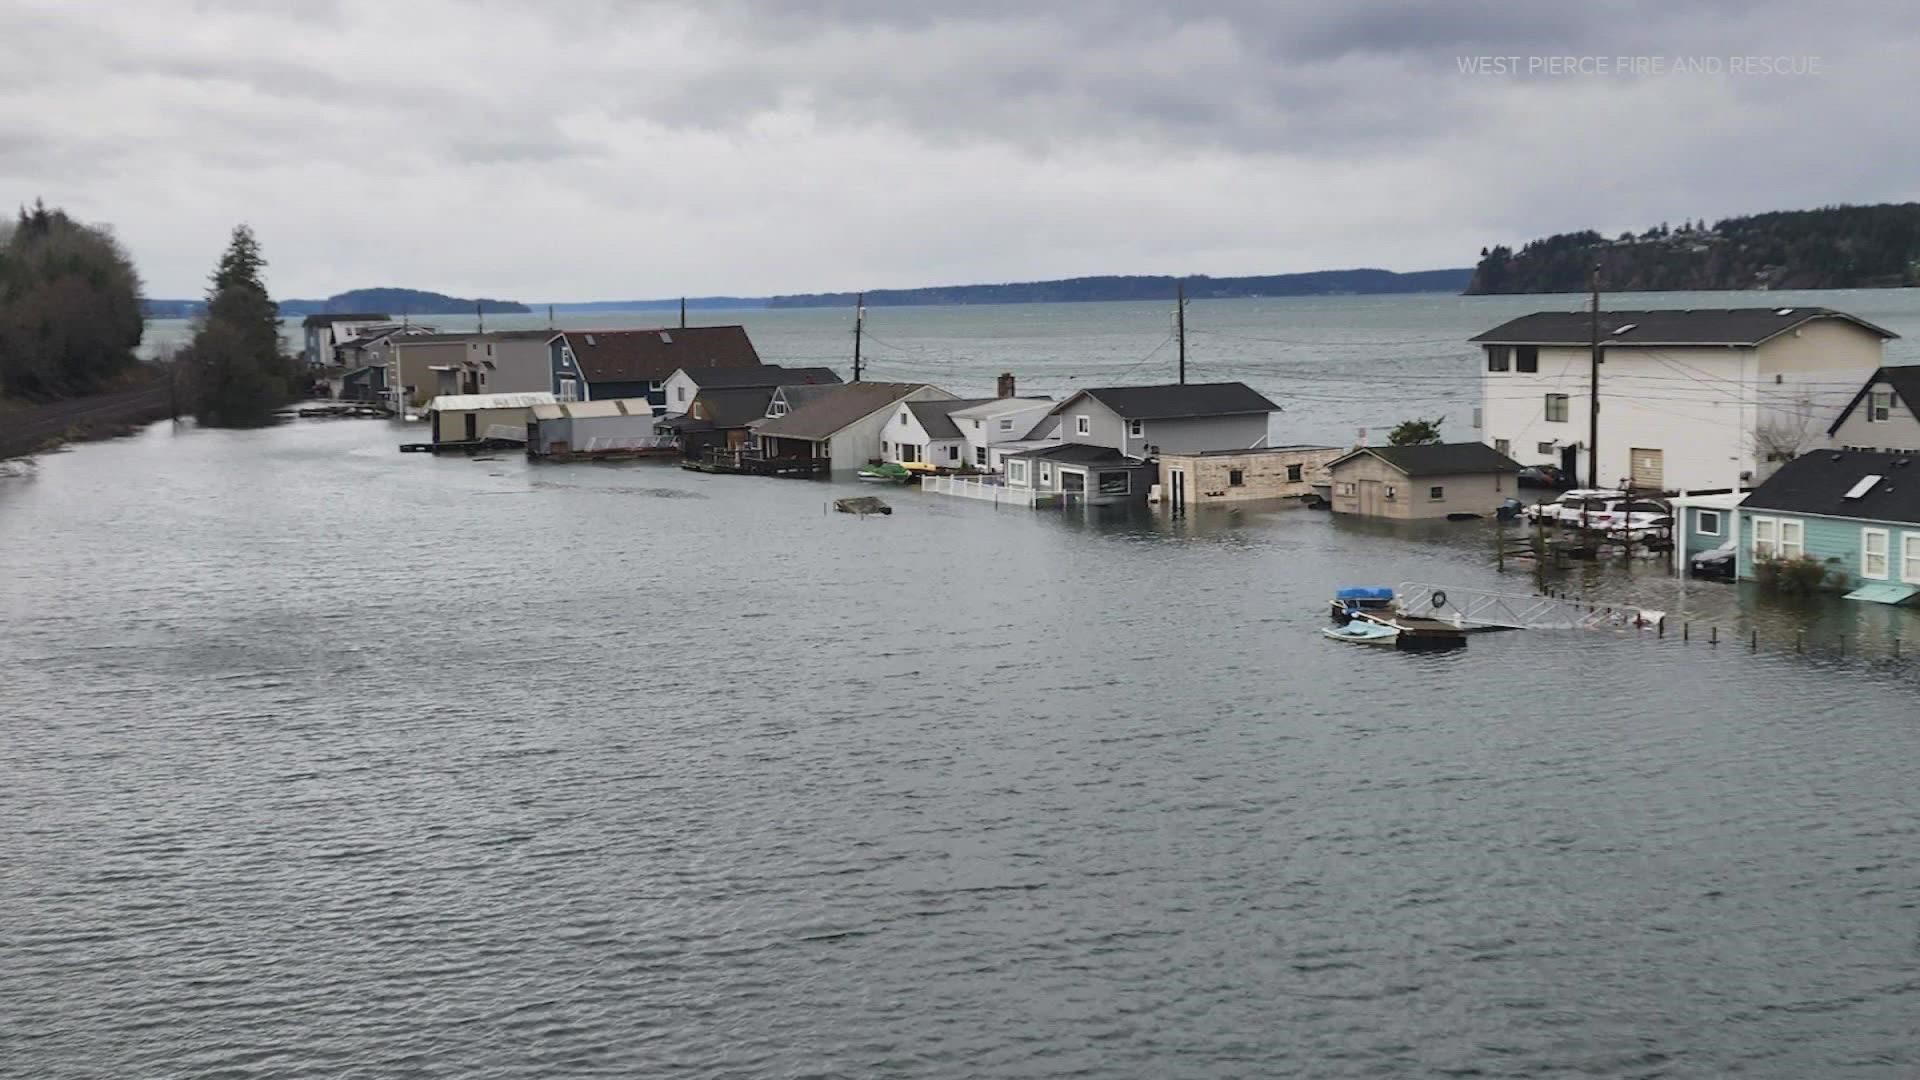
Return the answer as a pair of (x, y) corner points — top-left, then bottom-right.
(997, 371), (1016, 399)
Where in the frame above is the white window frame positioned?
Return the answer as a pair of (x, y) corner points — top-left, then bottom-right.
(1696, 509), (1722, 537)
(1040, 464), (1052, 485)
(975, 446), (987, 466)
(648, 380), (663, 393)
(1384, 484), (1397, 500)
(1075, 415), (1091, 436)
(1428, 485), (1445, 501)
(1494, 438), (1511, 456)
(1862, 527), (1890, 580)
(769, 400), (787, 417)
(557, 376), (579, 402)
(999, 418), (1014, 431)
(1545, 393), (1569, 423)
(1007, 459), (1029, 485)
(1869, 389), (1892, 422)
(1778, 519), (1804, 560)
(899, 412), (910, 427)
(1904, 532), (1920, 584)
(676, 386), (687, 402)
(1751, 515), (1778, 560)
(1128, 419), (1143, 438)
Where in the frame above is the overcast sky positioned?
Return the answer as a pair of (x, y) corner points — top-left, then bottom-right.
(3, 0), (1915, 300)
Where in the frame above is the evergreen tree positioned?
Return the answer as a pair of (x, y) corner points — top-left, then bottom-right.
(1388, 417), (1443, 445)
(0, 199), (145, 399)
(188, 225), (289, 427)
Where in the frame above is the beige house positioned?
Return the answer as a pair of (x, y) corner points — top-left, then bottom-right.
(424, 392), (557, 445)
(1827, 366), (1920, 455)
(388, 335), (472, 410)
(1326, 442), (1521, 520)
(1156, 445), (1341, 509)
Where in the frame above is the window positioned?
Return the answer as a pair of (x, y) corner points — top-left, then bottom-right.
(1537, 441), (1555, 455)
(1863, 527), (1890, 579)
(1384, 484), (1397, 500)
(648, 381), (663, 392)
(1337, 482), (1356, 496)
(1545, 394), (1569, 422)
(1697, 510), (1722, 536)
(1229, 468), (1245, 487)
(900, 413), (909, 426)
(900, 444), (920, 462)
(1752, 515), (1777, 559)
(999, 418), (1014, 431)
(1516, 346), (1538, 373)
(1904, 533), (1920, 584)
(1040, 464), (1052, 485)
(1869, 389), (1892, 422)
(1494, 438), (1511, 456)
(486, 343), (494, 357)
(947, 444), (959, 461)
(1486, 346), (1510, 372)
(1075, 415), (1091, 436)
(557, 376), (579, 402)
(1128, 420), (1143, 437)
(1286, 464), (1303, 482)
(1008, 460), (1028, 484)
(559, 348), (573, 367)
(976, 446), (987, 466)
(1779, 519), (1804, 560)
(676, 386), (687, 402)
(769, 400), (788, 417)
(1428, 485), (1445, 500)
(973, 419), (981, 429)
(1097, 471), (1130, 495)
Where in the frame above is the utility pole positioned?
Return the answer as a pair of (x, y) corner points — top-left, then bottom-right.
(1176, 279), (1187, 385)
(852, 292), (864, 382)
(679, 296), (687, 329)
(547, 304), (553, 328)
(1587, 264), (1601, 489)
(476, 301), (484, 335)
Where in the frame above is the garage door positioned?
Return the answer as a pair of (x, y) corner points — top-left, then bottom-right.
(1630, 447), (1663, 491)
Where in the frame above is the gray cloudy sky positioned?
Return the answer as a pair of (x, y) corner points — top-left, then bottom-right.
(3, 0), (1915, 300)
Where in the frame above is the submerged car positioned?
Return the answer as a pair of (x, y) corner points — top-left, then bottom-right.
(1690, 541), (1737, 579)
(1517, 464), (1570, 490)
(1521, 489), (1626, 525)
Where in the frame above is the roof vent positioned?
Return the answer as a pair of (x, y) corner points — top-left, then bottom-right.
(1775, 308), (1794, 316)
(1844, 475), (1882, 500)
(660, 331), (673, 343)
(585, 334), (597, 346)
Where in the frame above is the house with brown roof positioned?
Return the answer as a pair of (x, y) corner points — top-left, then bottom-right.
(750, 382), (956, 472)
(548, 326), (764, 408)
(1324, 442), (1521, 520)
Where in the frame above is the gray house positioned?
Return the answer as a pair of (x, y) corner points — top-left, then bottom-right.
(1030, 383), (1280, 456)
(1325, 442), (1521, 520)
(1828, 366), (1920, 456)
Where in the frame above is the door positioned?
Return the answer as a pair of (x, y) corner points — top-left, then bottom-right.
(1560, 444), (1579, 483)
(1630, 448), (1664, 491)
(462, 412), (477, 441)
(1168, 467), (1186, 512)
(1358, 479), (1382, 516)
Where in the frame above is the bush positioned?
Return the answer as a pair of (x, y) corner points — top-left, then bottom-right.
(1754, 555), (1840, 596)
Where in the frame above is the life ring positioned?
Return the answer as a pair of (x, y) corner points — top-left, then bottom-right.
(1431, 590), (1448, 611)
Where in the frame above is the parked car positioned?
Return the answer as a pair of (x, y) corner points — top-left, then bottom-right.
(1598, 498), (1674, 536)
(1522, 489), (1626, 526)
(1690, 540), (1737, 579)
(1517, 464), (1570, 490)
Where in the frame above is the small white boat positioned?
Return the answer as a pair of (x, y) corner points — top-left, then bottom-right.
(1322, 621), (1400, 646)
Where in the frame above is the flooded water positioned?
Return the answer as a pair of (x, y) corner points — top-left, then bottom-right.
(4, 403), (1919, 1077)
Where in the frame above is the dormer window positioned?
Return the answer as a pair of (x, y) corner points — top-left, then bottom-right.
(1870, 389), (1892, 422)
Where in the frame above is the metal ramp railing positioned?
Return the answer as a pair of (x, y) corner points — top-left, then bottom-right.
(1394, 581), (1663, 632)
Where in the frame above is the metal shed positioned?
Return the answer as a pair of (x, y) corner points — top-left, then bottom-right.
(526, 398), (665, 457)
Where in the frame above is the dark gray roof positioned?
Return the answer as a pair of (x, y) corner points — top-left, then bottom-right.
(557, 326), (762, 384)
(1471, 307), (1898, 347)
(1004, 443), (1142, 466)
(1328, 442), (1522, 478)
(687, 387), (777, 428)
(1826, 366), (1920, 435)
(906, 398), (997, 439)
(1742, 450), (1920, 525)
(1054, 382), (1280, 420)
(684, 365), (842, 390)
(755, 383), (940, 439)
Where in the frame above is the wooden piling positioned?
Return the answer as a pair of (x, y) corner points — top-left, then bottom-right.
(1795, 630), (1804, 653)
(1682, 621), (1689, 642)
(1710, 625), (1718, 646)
(1751, 629), (1758, 651)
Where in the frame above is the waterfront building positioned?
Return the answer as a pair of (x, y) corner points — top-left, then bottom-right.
(946, 394), (1056, 470)
(999, 443), (1158, 505)
(527, 398), (662, 457)
(1025, 382), (1281, 456)
(423, 391), (557, 445)
(1156, 445), (1342, 509)
(880, 398), (997, 468)
(1733, 448), (1920, 602)
(301, 312), (391, 368)
(1324, 442), (1521, 519)
(548, 326), (763, 407)
(658, 365), (840, 416)
(1825, 366), (1920, 455)
(1475, 307), (1896, 492)
(751, 382), (955, 472)
(654, 386), (813, 458)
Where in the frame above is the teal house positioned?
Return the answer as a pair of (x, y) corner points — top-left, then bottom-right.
(1735, 449), (1920, 603)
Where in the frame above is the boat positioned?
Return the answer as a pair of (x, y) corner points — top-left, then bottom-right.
(834, 496), (892, 515)
(857, 462), (910, 483)
(1329, 585), (1396, 625)
(1322, 621), (1400, 646)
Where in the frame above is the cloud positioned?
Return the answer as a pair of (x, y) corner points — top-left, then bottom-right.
(0, 0), (1915, 298)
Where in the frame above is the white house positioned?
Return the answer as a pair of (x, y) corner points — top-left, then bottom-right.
(1474, 307), (1896, 493)
(752, 382), (956, 472)
(1030, 382), (1281, 458)
(881, 398), (996, 468)
(1826, 366), (1920, 455)
(659, 365), (842, 416)
(946, 397), (1057, 469)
